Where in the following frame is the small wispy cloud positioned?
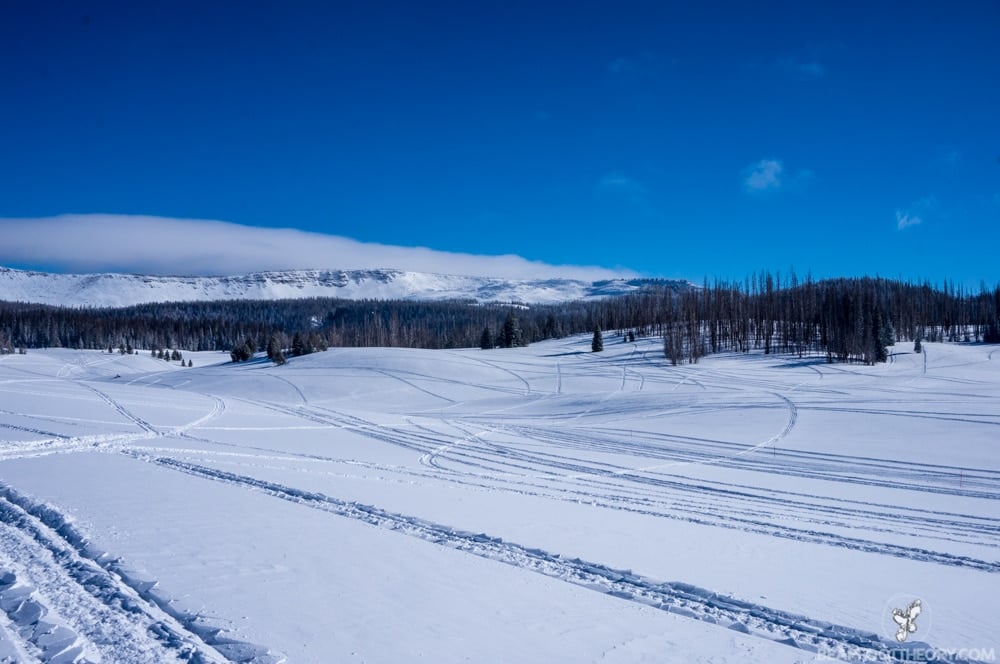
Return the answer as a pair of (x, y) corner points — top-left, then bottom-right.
(896, 196), (936, 230)
(0, 214), (637, 280)
(776, 56), (826, 80)
(743, 159), (784, 193)
(742, 158), (812, 195)
(597, 172), (645, 194)
(895, 210), (923, 230)
(743, 158), (814, 195)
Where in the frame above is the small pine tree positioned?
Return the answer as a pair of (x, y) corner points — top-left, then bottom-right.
(266, 335), (281, 361)
(871, 308), (891, 364)
(171, 349), (182, 361)
(267, 335), (286, 365)
(230, 343), (253, 363)
(501, 310), (524, 348)
(914, 337), (922, 354)
(592, 325), (604, 352)
(480, 326), (493, 350)
(291, 332), (306, 357)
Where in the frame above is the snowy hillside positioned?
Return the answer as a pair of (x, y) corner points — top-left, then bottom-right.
(1, 339), (997, 662)
(0, 266), (681, 308)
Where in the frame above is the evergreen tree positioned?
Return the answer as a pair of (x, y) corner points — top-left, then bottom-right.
(171, 349), (182, 361)
(914, 336), (922, 353)
(592, 325), (604, 352)
(873, 307), (892, 363)
(230, 343), (253, 362)
(542, 314), (562, 339)
(291, 332), (306, 357)
(267, 335), (286, 365)
(479, 326), (493, 350)
(500, 310), (524, 348)
(266, 335), (281, 361)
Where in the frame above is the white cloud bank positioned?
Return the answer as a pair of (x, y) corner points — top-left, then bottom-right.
(0, 214), (637, 280)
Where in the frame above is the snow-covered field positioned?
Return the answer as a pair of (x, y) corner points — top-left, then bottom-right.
(0, 337), (997, 663)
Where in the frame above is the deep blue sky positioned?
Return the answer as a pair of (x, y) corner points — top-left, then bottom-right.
(1, 1), (998, 285)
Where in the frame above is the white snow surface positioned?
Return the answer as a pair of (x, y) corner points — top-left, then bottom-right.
(0, 338), (998, 663)
(0, 266), (674, 307)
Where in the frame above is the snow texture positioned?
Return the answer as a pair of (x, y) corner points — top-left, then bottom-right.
(0, 338), (997, 663)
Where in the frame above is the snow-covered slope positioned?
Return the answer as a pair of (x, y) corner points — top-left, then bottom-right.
(0, 340), (997, 663)
(0, 266), (682, 307)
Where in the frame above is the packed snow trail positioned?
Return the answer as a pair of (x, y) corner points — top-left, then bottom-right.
(0, 483), (282, 664)
(144, 455), (982, 663)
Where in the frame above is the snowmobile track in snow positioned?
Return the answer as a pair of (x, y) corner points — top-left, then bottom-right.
(145, 455), (986, 663)
(0, 483), (281, 664)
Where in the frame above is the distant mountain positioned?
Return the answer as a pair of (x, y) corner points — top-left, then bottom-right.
(0, 266), (689, 308)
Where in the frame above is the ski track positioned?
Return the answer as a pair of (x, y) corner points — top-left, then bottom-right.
(449, 352), (533, 396)
(140, 364), (1000, 569)
(267, 375), (308, 404)
(0, 482), (283, 664)
(149, 399), (1000, 572)
(3, 367), (996, 571)
(1, 343), (998, 661)
(142, 456), (984, 664)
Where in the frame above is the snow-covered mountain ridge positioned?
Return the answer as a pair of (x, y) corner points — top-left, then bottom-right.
(0, 266), (687, 308)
